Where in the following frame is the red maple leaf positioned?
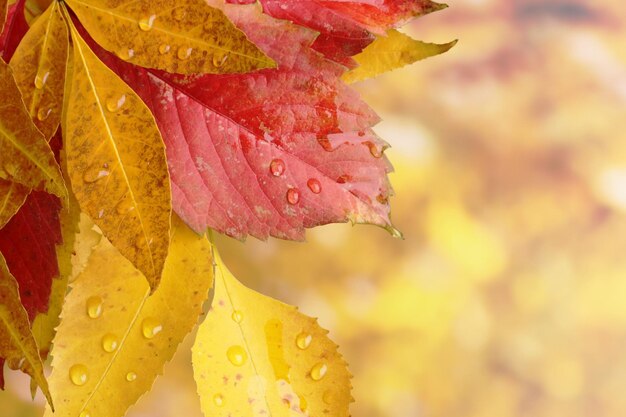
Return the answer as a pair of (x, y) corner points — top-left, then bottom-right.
(0, 0), (28, 61)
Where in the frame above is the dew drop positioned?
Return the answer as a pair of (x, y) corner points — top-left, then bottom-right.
(336, 174), (351, 184)
(212, 53), (229, 68)
(142, 317), (163, 339)
(126, 372), (137, 382)
(158, 44), (171, 55)
(101, 333), (118, 353)
(36, 107), (52, 121)
(286, 188), (300, 205)
(177, 47), (192, 60)
(115, 199), (135, 215)
(231, 310), (243, 323)
(106, 94), (126, 112)
(86, 296), (103, 318)
(306, 178), (321, 194)
(295, 332), (312, 350)
(117, 48), (134, 61)
(226, 345), (248, 367)
(213, 393), (224, 407)
(79, 411), (90, 417)
(138, 14), (156, 31)
(310, 362), (327, 381)
(69, 364), (89, 386)
(269, 159), (285, 177)
(172, 8), (186, 21)
(83, 164), (110, 183)
(34, 70), (50, 89)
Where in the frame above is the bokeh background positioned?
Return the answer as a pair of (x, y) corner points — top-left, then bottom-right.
(3, 0), (626, 416)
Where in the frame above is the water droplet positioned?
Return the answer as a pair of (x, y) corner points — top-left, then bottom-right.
(34, 70), (50, 89)
(295, 332), (312, 350)
(126, 372), (137, 382)
(212, 53), (229, 68)
(366, 141), (382, 158)
(79, 411), (90, 417)
(306, 178), (321, 194)
(226, 345), (248, 367)
(106, 94), (126, 112)
(101, 333), (118, 353)
(69, 364), (89, 386)
(310, 362), (327, 381)
(158, 44), (171, 55)
(117, 48), (134, 61)
(86, 296), (103, 318)
(269, 159), (285, 177)
(213, 393), (224, 407)
(83, 164), (110, 183)
(286, 188), (300, 205)
(172, 8), (186, 21)
(115, 199), (135, 214)
(138, 15), (156, 31)
(322, 390), (333, 404)
(336, 174), (351, 184)
(231, 310), (243, 323)
(177, 47), (192, 60)
(141, 317), (163, 339)
(36, 107), (52, 121)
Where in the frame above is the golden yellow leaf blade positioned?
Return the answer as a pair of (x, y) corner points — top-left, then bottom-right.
(342, 29), (457, 84)
(0, 0), (7, 35)
(0, 179), (29, 229)
(0, 60), (66, 198)
(44, 216), (213, 417)
(10, 2), (69, 140)
(193, 248), (352, 417)
(64, 18), (171, 290)
(0, 252), (52, 407)
(65, 0), (275, 74)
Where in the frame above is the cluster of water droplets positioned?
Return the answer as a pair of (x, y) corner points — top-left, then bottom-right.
(269, 158), (324, 205)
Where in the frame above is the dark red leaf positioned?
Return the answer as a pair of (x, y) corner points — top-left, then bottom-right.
(0, 0), (28, 62)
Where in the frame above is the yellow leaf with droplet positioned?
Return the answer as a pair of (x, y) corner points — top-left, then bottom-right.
(64, 0), (275, 74)
(193, 247), (352, 417)
(10, 2), (69, 139)
(0, 179), (29, 229)
(0, 60), (66, 198)
(342, 30), (457, 84)
(43, 216), (213, 417)
(0, 251), (52, 407)
(64, 17), (171, 290)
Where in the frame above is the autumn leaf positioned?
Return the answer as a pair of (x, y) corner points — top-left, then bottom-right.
(64, 17), (171, 289)
(0, 0), (28, 61)
(44, 216), (213, 417)
(65, 0), (274, 74)
(342, 29), (457, 83)
(10, 1), (69, 140)
(0, 60), (66, 198)
(0, 179), (29, 229)
(0, 0), (7, 34)
(85, 2), (397, 240)
(193, 246), (352, 417)
(0, 251), (52, 406)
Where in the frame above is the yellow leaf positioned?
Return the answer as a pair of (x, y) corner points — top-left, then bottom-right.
(0, 0), (7, 34)
(193, 248), (352, 417)
(64, 0), (275, 74)
(0, 60), (66, 198)
(0, 251), (52, 407)
(64, 17), (172, 290)
(342, 30), (457, 84)
(0, 179), (29, 229)
(10, 2), (69, 139)
(44, 216), (213, 417)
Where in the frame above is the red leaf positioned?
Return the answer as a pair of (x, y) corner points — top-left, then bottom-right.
(78, 3), (397, 241)
(0, 0), (28, 62)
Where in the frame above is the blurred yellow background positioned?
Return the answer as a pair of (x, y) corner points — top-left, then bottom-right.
(4, 0), (626, 416)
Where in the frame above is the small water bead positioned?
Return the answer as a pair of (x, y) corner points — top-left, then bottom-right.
(79, 411), (91, 417)
(83, 164), (110, 183)
(231, 310), (243, 323)
(158, 44), (171, 55)
(106, 94), (126, 112)
(309, 362), (327, 381)
(141, 317), (163, 339)
(69, 364), (89, 386)
(138, 15), (156, 31)
(34, 70), (50, 89)
(212, 53), (229, 68)
(295, 332), (312, 350)
(213, 393), (224, 407)
(36, 107), (52, 121)
(101, 333), (118, 353)
(306, 178), (321, 194)
(177, 47), (192, 60)
(86, 296), (103, 318)
(172, 8), (186, 21)
(226, 345), (248, 367)
(115, 199), (135, 215)
(117, 48), (134, 61)
(286, 188), (300, 205)
(126, 372), (137, 382)
(336, 174), (351, 184)
(269, 159), (285, 177)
